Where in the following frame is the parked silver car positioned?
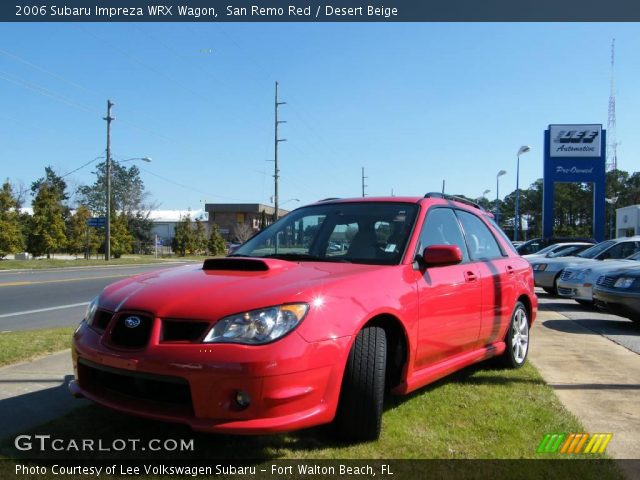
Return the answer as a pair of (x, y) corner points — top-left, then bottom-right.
(528, 237), (640, 294)
(522, 242), (593, 261)
(557, 251), (640, 304)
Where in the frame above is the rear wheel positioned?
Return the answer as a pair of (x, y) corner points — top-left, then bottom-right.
(499, 301), (529, 369)
(575, 299), (593, 307)
(334, 326), (387, 441)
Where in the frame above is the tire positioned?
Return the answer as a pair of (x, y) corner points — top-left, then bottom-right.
(499, 301), (530, 369)
(542, 287), (555, 295)
(575, 299), (593, 307)
(334, 326), (387, 441)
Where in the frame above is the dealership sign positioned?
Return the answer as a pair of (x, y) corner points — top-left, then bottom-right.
(543, 124), (606, 241)
(549, 124), (602, 157)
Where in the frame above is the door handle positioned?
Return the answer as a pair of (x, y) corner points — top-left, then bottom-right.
(506, 265), (515, 275)
(464, 271), (477, 283)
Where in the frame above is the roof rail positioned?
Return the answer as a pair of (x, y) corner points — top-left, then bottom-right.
(316, 197), (341, 202)
(423, 192), (484, 211)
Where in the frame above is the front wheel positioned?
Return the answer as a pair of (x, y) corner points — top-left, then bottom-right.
(500, 301), (530, 369)
(334, 326), (387, 441)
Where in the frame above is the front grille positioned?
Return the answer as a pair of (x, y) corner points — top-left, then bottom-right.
(557, 287), (573, 296)
(78, 358), (192, 407)
(597, 276), (616, 288)
(109, 313), (153, 349)
(561, 270), (574, 281)
(161, 320), (210, 343)
(94, 310), (113, 330)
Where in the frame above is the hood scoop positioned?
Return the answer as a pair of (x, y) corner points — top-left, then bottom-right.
(203, 258), (270, 272)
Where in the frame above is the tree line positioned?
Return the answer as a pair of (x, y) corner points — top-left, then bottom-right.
(0, 164), (227, 259)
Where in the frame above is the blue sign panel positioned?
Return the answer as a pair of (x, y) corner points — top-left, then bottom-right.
(86, 217), (107, 228)
(542, 124), (606, 241)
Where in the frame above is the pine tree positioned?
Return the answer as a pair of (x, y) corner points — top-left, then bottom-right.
(27, 182), (67, 258)
(66, 206), (92, 258)
(0, 182), (25, 258)
(191, 218), (207, 255)
(208, 223), (227, 256)
(110, 213), (134, 258)
(172, 215), (192, 257)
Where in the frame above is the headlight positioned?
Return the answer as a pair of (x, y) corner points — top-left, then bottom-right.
(614, 277), (636, 289)
(532, 264), (547, 272)
(203, 303), (309, 345)
(84, 297), (99, 326)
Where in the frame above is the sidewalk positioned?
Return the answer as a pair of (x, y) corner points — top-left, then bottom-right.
(529, 308), (640, 462)
(0, 350), (87, 441)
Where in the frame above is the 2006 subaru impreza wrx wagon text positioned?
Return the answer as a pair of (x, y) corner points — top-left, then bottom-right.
(70, 194), (537, 440)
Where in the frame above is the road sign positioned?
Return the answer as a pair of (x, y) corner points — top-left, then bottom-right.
(86, 217), (107, 228)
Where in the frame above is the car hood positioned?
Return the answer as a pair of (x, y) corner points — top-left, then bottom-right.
(564, 259), (639, 276)
(98, 258), (393, 321)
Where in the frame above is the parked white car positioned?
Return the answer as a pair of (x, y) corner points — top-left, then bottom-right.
(557, 251), (640, 304)
(522, 242), (593, 261)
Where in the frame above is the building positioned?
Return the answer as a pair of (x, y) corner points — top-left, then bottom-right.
(204, 203), (290, 241)
(149, 209), (208, 247)
(616, 205), (640, 237)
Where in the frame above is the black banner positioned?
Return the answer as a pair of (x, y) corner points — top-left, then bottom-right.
(4, 0), (640, 22)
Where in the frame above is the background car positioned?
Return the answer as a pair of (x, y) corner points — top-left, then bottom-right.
(593, 266), (640, 324)
(522, 242), (594, 261)
(529, 236), (640, 295)
(516, 236), (596, 256)
(557, 251), (640, 305)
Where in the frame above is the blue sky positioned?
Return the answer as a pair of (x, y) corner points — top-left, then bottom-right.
(1, 22), (638, 210)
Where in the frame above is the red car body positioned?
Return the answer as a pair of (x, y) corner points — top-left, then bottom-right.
(70, 195), (537, 439)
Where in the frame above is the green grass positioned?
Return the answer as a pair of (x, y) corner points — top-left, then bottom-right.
(0, 255), (206, 270)
(0, 361), (623, 478)
(0, 327), (75, 367)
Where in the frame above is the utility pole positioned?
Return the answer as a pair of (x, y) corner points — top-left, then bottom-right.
(104, 99), (114, 261)
(274, 82), (287, 221)
(361, 167), (367, 197)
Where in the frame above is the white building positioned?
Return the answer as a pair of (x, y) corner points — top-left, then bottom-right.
(149, 209), (208, 247)
(616, 205), (640, 237)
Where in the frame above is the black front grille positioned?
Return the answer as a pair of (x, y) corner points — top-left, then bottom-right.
(78, 358), (192, 406)
(110, 313), (153, 349)
(597, 276), (616, 288)
(557, 287), (573, 296)
(161, 320), (210, 343)
(94, 310), (113, 330)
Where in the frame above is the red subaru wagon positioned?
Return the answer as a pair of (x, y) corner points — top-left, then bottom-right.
(70, 194), (537, 440)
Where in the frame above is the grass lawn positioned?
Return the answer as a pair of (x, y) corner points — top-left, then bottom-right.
(0, 327), (74, 367)
(0, 255), (207, 270)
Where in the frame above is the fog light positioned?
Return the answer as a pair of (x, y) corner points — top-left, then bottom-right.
(235, 390), (251, 409)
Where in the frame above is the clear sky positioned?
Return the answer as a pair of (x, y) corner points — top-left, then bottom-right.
(1, 22), (638, 210)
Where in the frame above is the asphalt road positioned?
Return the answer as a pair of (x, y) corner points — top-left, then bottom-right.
(0, 263), (192, 332)
(536, 289), (640, 355)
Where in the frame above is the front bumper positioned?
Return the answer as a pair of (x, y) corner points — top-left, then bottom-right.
(556, 279), (593, 301)
(71, 322), (351, 434)
(593, 288), (640, 320)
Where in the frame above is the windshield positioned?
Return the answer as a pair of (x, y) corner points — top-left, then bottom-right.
(535, 244), (559, 255)
(547, 245), (589, 258)
(576, 240), (615, 259)
(232, 202), (419, 265)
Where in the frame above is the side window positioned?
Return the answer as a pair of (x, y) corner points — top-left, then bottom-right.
(417, 208), (468, 261)
(456, 210), (504, 261)
(602, 241), (640, 259)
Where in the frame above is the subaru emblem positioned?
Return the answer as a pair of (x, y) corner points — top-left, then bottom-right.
(124, 316), (141, 328)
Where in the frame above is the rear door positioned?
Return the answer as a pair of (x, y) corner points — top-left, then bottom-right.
(413, 207), (482, 368)
(455, 210), (516, 345)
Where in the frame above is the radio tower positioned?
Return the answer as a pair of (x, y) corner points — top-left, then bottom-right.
(607, 38), (618, 171)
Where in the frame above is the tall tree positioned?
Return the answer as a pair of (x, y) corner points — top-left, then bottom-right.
(27, 182), (67, 258)
(172, 215), (192, 257)
(110, 213), (133, 258)
(191, 218), (207, 255)
(0, 182), (25, 258)
(66, 206), (92, 258)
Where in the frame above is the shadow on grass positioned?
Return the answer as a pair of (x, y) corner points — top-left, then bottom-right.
(0, 359), (548, 462)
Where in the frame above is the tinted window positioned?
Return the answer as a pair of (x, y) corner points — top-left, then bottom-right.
(417, 208), (468, 261)
(456, 210), (504, 261)
(233, 202), (418, 265)
(600, 241), (640, 260)
(577, 240), (615, 259)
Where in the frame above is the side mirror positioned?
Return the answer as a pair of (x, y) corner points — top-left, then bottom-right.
(421, 245), (463, 267)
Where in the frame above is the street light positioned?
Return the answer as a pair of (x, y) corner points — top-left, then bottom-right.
(105, 156), (152, 261)
(496, 170), (507, 226)
(514, 145), (531, 241)
(482, 189), (491, 199)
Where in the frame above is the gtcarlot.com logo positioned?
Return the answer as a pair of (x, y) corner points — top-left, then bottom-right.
(537, 433), (612, 454)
